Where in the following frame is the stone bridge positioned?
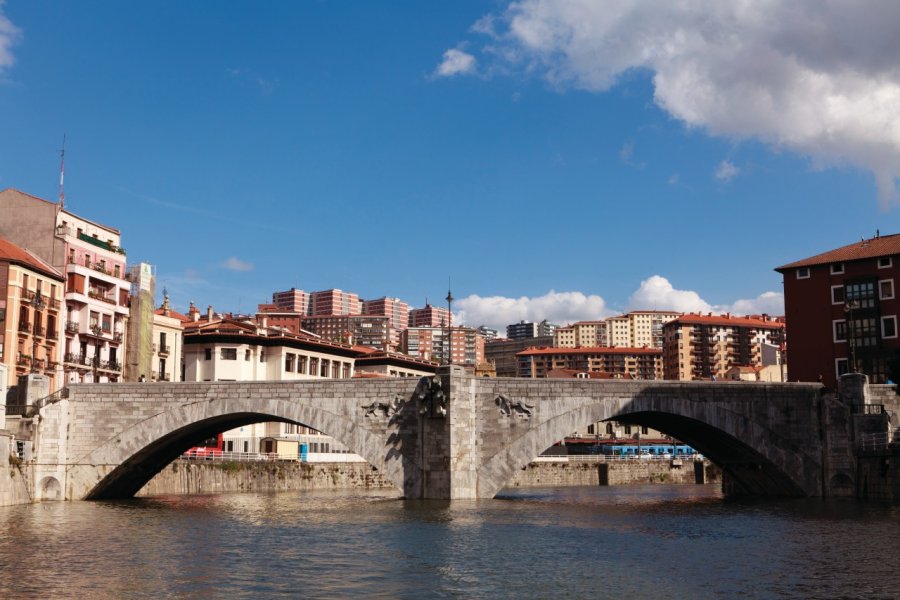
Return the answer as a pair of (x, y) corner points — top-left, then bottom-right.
(30, 366), (864, 501)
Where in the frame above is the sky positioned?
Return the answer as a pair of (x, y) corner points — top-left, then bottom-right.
(1, 1), (899, 333)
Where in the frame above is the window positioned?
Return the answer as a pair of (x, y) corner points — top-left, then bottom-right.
(831, 285), (845, 304)
(245, 349), (251, 361)
(624, 425), (632, 435)
(606, 423), (614, 434)
(880, 279), (895, 300)
(831, 263), (844, 274)
(204, 348), (212, 361)
(882, 316), (897, 339)
(298, 355), (307, 374)
(797, 267), (810, 279)
(836, 358), (849, 378)
(220, 348), (237, 360)
(833, 320), (847, 342)
(845, 280), (877, 309)
(285, 353), (295, 372)
(879, 257), (893, 269)
(587, 424), (595, 435)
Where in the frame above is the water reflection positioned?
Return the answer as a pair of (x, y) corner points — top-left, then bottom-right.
(1, 485), (899, 598)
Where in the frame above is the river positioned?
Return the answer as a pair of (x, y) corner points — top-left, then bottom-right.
(1, 484), (899, 598)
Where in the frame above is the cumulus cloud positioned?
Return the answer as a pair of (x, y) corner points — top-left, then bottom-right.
(434, 48), (477, 78)
(455, 290), (610, 332)
(0, 1), (22, 75)
(715, 160), (740, 182)
(627, 275), (784, 316)
(222, 257), (254, 272)
(451, 0), (900, 208)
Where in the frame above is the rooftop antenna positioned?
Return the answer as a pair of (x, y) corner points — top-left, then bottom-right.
(58, 134), (66, 209)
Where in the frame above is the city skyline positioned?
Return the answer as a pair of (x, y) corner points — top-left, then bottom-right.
(1, 2), (897, 333)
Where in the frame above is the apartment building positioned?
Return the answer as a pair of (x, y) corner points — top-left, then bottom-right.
(361, 296), (409, 349)
(0, 189), (131, 384)
(401, 326), (485, 366)
(662, 313), (785, 381)
(775, 233), (900, 386)
(506, 320), (557, 340)
(604, 311), (681, 348)
(0, 237), (65, 393)
(301, 314), (390, 349)
(553, 320), (605, 347)
(516, 346), (663, 379)
(308, 288), (360, 316)
(408, 304), (449, 328)
(151, 293), (184, 382)
(485, 336), (554, 377)
(272, 288), (310, 313)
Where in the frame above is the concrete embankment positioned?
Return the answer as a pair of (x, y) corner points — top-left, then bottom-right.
(508, 459), (720, 488)
(138, 458), (721, 497)
(857, 447), (900, 502)
(138, 460), (394, 497)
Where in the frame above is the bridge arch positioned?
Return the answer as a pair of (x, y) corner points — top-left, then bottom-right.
(62, 382), (423, 500)
(476, 384), (827, 499)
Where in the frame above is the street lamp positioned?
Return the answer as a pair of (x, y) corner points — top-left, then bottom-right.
(31, 291), (45, 373)
(445, 287), (454, 365)
(844, 299), (859, 373)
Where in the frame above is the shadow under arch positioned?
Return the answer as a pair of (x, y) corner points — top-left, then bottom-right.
(80, 401), (416, 500)
(479, 404), (816, 500)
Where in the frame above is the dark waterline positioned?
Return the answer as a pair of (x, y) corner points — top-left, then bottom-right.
(2, 485), (899, 599)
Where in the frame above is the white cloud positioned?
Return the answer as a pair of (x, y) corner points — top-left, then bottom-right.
(434, 48), (477, 78)
(456, 0), (900, 208)
(455, 290), (610, 332)
(0, 1), (22, 75)
(222, 257), (254, 272)
(627, 275), (784, 316)
(628, 275), (712, 314)
(715, 160), (739, 182)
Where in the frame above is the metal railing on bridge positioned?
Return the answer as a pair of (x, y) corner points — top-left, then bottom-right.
(859, 432), (893, 452)
(534, 454), (706, 464)
(180, 450), (297, 463)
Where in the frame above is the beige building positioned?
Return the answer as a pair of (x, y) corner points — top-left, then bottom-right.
(516, 346), (663, 379)
(151, 294), (184, 382)
(553, 320), (605, 347)
(663, 313), (785, 381)
(605, 311), (682, 348)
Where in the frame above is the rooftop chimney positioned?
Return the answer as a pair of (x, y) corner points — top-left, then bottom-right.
(189, 301), (200, 322)
(207, 305), (214, 321)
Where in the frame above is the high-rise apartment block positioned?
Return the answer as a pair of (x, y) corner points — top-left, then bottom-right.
(553, 320), (605, 347)
(409, 304), (449, 328)
(362, 297), (409, 349)
(271, 288), (310, 313)
(662, 313), (785, 381)
(309, 288), (360, 316)
(775, 233), (900, 386)
(401, 326), (484, 366)
(605, 311), (681, 348)
(302, 314), (391, 349)
(506, 320), (557, 340)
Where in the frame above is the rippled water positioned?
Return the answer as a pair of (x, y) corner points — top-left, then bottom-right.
(2, 485), (899, 598)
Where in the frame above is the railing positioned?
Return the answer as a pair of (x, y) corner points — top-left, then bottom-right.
(852, 404), (885, 415)
(535, 454), (706, 463)
(158, 345), (170, 355)
(18, 321), (31, 333)
(32, 325), (45, 337)
(6, 387), (70, 417)
(859, 432), (891, 452)
(180, 450), (294, 463)
(65, 321), (79, 333)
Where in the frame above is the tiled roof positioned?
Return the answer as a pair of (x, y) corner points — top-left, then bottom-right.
(154, 308), (190, 322)
(673, 314), (784, 329)
(517, 346), (662, 357)
(0, 236), (64, 280)
(776, 234), (900, 270)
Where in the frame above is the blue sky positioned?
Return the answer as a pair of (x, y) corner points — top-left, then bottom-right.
(1, 1), (898, 332)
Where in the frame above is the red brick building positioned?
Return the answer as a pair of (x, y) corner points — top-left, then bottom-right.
(516, 346), (663, 379)
(775, 233), (900, 386)
(408, 304), (449, 328)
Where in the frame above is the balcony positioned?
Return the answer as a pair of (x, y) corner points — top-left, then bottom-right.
(158, 345), (171, 356)
(65, 321), (79, 334)
(32, 325), (45, 338)
(16, 354), (31, 367)
(18, 321), (31, 334)
(88, 290), (117, 305)
(112, 332), (124, 343)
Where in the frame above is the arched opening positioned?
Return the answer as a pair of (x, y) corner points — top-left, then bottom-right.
(598, 412), (807, 497)
(38, 476), (62, 501)
(84, 412), (394, 500)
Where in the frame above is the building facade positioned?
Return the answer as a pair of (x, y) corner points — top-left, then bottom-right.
(401, 326), (485, 366)
(301, 314), (391, 349)
(662, 313), (785, 381)
(775, 233), (900, 386)
(151, 294), (185, 382)
(408, 304), (449, 328)
(308, 288), (361, 317)
(485, 336), (554, 377)
(516, 346), (663, 379)
(361, 296), (409, 349)
(0, 238), (66, 393)
(506, 320), (557, 340)
(553, 320), (605, 348)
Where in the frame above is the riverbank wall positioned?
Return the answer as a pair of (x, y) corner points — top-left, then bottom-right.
(507, 459), (720, 488)
(857, 447), (900, 502)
